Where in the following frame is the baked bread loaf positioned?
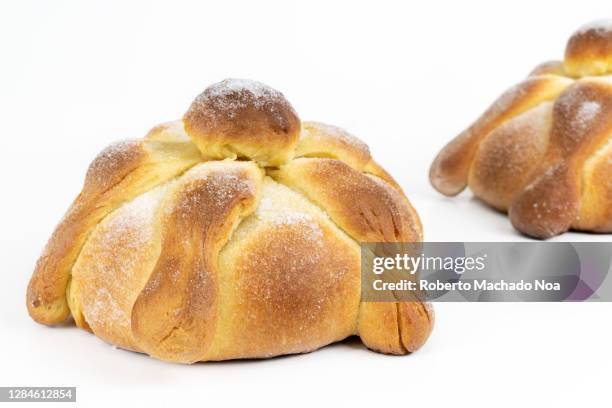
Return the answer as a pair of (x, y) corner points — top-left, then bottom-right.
(430, 21), (612, 239)
(27, 79), (432, 363)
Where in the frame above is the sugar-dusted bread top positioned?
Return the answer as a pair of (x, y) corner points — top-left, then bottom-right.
(184, 79), (301, 167)
(27, 79), (431, 363)
(565, 20), (612, 77)
(430, 21), (612, 239)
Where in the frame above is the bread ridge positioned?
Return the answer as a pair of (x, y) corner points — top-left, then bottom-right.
(27, 78), (433, 363)
(429, 74), (572, 197)
(509, 77), (612, 237)
(27, 134), (202, 325)
(429, 22), (612, 238)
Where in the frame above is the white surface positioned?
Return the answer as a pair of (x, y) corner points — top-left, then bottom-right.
(0, 1), (610, 407)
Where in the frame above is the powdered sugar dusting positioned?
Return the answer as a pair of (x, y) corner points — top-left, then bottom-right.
(255, 181), (324, 244)
(191, 78), (293, 124)
(86, 287), (127, 330)
(86, 140), (141, 186)
(204, 172), (256, 206)
(225, 179), (349, 310)
(146, 120), (190, 142)
(576, 20), (612, 35)
(256, 196), (324, 243)
(78, 184), (169, 336)
(574, 100), (602, 130)
(171, 163), (258, 220)
(305, 122), (370, 155)
(472, 102), (551, 200)
(491, 81), (529, 114)
(104, 185), (168, 246)
(557, 88), (604, 143)
(208, 78), (281, 102)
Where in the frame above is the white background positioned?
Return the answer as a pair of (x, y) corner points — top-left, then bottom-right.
(1, 1), (610, 407)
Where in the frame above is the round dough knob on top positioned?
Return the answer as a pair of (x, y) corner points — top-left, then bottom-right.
(183, 78), (301, 167)
(565, 20), (612, 77)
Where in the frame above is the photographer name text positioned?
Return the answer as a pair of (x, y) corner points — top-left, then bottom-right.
(372, 279), (561, 292)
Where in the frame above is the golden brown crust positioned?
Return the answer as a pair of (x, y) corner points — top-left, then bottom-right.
(509, 163), (580, 238)
(357, 302), (405, 354)
(397, 301), (434, 352)
(430, 75), (571, 196)
(69, 184), (171, 350)
(271, 158), (422, 242)
(294, 121), (405, 192)
(295, 121), (371, 170)
(270, 158), (431, 355)
(27, 139), (201, 324)
(28, 80), (431, 361)
(183, 79), (300, 167)
(131, 162), (262, 363)
(529, 61), (566, 77)
(357, 293), (434, 354)
(144, 120), (190, 143)
(576, 140), (612, 232)
(565, 21), (612, 77)
(361, 160), (402, 191)
(432, 22), (612, 238)
(509, 78), (612, 238)
(468, 102), (553, 211)
(208, 178), (360, 360)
